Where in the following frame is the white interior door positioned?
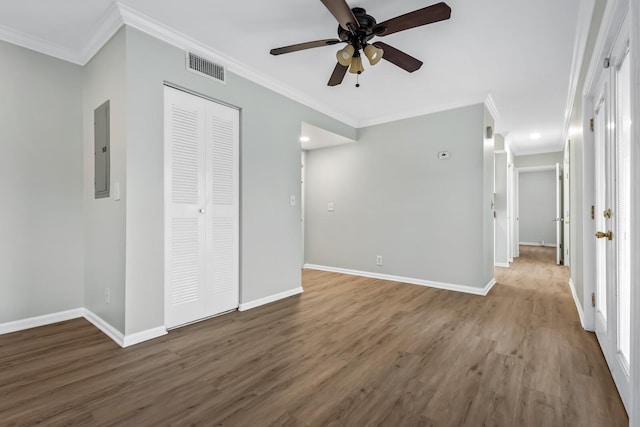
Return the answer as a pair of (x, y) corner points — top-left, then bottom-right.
(164, 86), (239, 329)
(555, 163), (562, 264)
(592, 18), (631, 409)
(593, 74), (622, 402)
(611, 19), (631, 409)
(164, 87), (207, 326)
(205, 96), (240, 317)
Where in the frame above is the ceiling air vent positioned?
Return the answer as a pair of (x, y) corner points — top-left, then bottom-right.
(186, 52), (226, 83)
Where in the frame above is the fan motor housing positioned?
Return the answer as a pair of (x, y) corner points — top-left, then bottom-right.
(337, 7), (377, 48)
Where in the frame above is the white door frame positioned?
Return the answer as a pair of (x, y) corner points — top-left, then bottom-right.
(301, 150), (306, 267)
(555, 162), (562, 265)
(581, 0), (630, 332)
(513, 170), (519, 257)
(514, 165), (556, 251)
(583, 0), (633, 414)
(630, 0), (640, 425)
(507, 143), (516, 262)
(563, 141), (571, 267)
(163, 84), (240, 329)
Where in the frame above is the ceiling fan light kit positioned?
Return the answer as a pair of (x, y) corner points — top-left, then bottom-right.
(364, 44), (383, 65)
(349, 54), (364, 74)
(336, 44), (355, 66)
(270, 0), (451, 87)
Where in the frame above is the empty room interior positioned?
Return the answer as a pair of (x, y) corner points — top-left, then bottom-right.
(1, 0), (639, 425)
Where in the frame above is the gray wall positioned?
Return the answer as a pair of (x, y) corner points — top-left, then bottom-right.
(519, 170), (557, 245)
(305, 104), (494, 289)
(123, 27), (357, 334)
(82, 28), (127, 333)
(0, 41), (84, 322)
(515, 151), (563, 168)
(495, 135), (509, 265)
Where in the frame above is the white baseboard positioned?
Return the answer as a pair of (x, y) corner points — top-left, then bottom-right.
(495, 262), (510, 268)
(2, 308), (168, 348)
(304, 264), (493, 297)
(239, 287), (304, 311)
(123, 326), (167, 347)
(83, 309), (125, 347)
(83, 309), (168, 348)
(520, 242), (558, 247)
(0, 308), (84, 335)
(568, 278), (586, 329)
(484, 278), (497, 295)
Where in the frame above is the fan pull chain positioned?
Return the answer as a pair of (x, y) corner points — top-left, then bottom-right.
(356, 71), (361, 88)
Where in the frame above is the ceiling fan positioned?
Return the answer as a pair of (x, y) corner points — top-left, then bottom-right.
(270, 0), (451, 87)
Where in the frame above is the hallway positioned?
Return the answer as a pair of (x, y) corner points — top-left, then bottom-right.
(493, 245), (627, 425)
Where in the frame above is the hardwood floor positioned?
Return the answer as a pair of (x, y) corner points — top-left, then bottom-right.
(0, 246), (628, 426)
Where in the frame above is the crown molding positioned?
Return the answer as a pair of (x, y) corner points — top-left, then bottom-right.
(561, 0), (596, 142)
(360, 94), (501, 129)
(0, 3), (519, 132)
(0, 24), (82, 64)
(78, 2), (124, 65)
(484, 93), (500, 121)
(0, 2), (122, 66)
(583, 0), (629, 102)
(116, 2), (359, 128)
(358, 97), (488, 128)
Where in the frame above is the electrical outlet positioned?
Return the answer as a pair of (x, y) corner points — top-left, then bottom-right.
(376, 255), (383, 266)
(105, 288), (111, 304)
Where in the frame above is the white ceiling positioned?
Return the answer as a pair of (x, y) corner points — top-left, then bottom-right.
(0, 0), (586, 155)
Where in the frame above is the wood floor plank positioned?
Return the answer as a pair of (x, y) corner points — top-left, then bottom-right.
(515, 387), (564, 426)
(0, 246), (628, 426)
(462, 351), (524, 426)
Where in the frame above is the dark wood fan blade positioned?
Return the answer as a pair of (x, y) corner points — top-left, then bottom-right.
(270, 39), (342, 55)
(373, 2), (451, 37)
(373, 42), (423, 72)
(328, 62), (349, 86)
(321, 0), (360, 31)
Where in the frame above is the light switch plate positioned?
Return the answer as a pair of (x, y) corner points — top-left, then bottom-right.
(290, 195), (296, 207)
(113, 182), (121, 201)
(328, 202), (335, 212)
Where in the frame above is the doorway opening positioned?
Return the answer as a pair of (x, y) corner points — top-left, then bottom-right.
(514, 165), (564, 266)
(299, 122), (356, 267)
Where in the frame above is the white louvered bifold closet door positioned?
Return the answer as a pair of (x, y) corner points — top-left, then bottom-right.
(164, 86), (239, 329)
(204, 96), (239, 316)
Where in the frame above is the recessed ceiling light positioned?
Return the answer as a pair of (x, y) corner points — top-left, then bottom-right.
(300, 136), (310, 142)
(530, 133), (541, 140)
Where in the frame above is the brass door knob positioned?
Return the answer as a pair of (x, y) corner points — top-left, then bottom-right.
(595, 231), (613, 240)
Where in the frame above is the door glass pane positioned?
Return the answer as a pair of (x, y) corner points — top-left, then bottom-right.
(594, 99), (607, 321)
(616, 52), (631, 366)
